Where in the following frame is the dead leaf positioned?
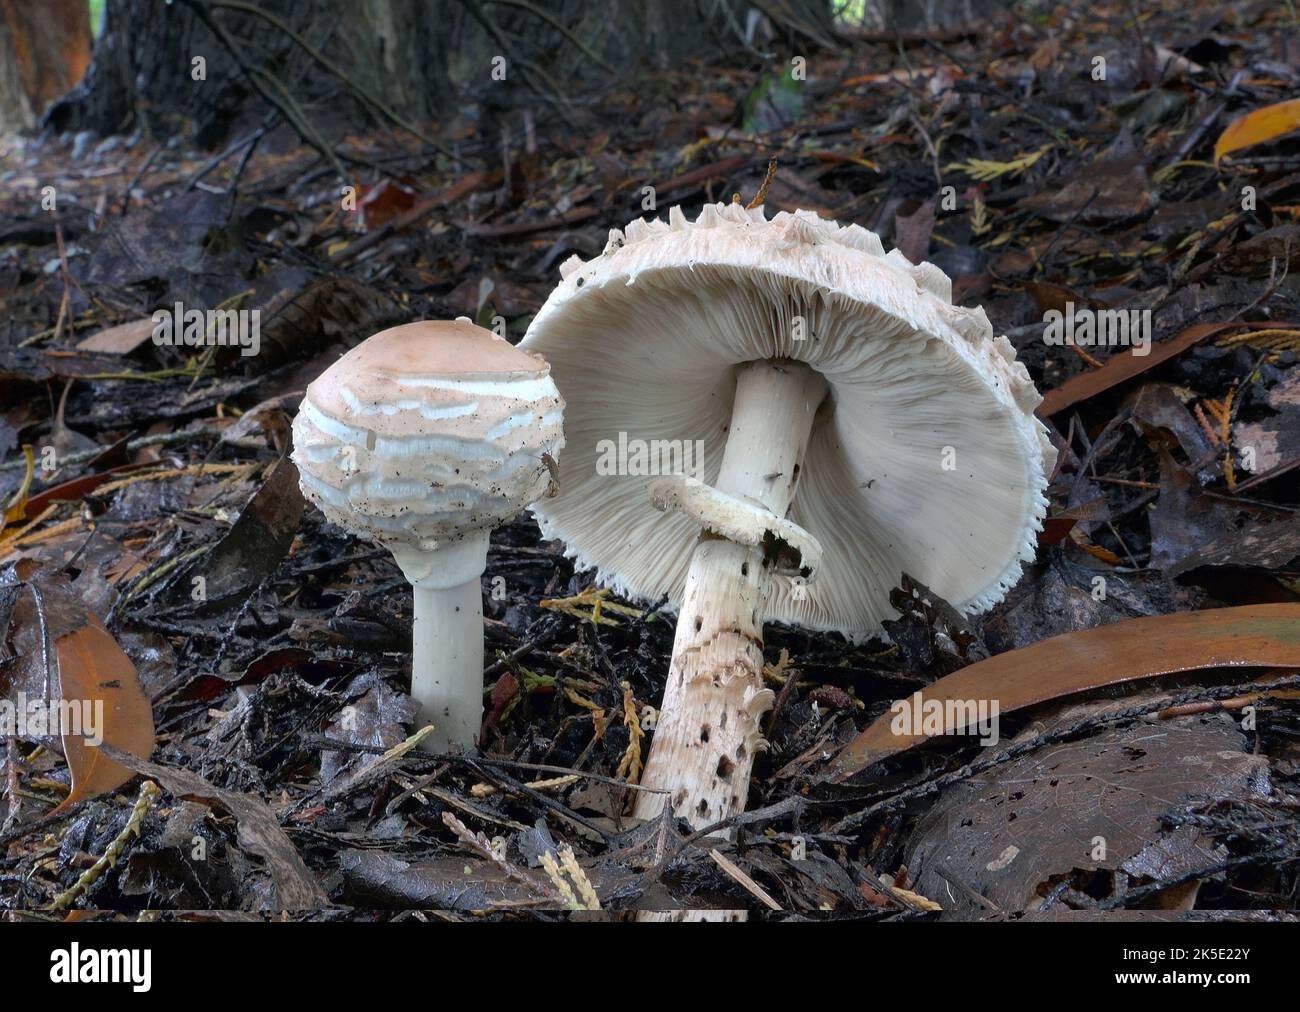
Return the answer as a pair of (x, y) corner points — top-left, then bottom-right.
(1216, 223), (1300, 277)
(1149, 450), (1297, 576)
(357, 178), (417, 231)
(156, 452), (304, 611)
(829, 603), (1300, 781)
(893, 199), (936, 264)
(75, 318), (155, 355)
(1016, 156), (1151, 224)
(906, 704), (1264, 917)
(1214, 98), (1300, 165)
(0, 564), (155, 810)
(55, 612), (156, 810)
(1037, 321), (1299, 417)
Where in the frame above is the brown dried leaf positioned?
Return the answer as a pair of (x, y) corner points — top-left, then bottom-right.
(829, 604), (1300, 781)
(54, 612), (156, 810)
(75, 318), (155, 355)
(1036, 322), (1299, 417)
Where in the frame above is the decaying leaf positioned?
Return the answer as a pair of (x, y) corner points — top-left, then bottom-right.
(905, 700), (1268, 917)
(155, 452), (305, 611)
(830, 604), (1300, 781)
(75, 318), (156, 356)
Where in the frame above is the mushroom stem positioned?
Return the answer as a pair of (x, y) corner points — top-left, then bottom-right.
(396, 529), (490, 753)
(635, 360), (827, 836)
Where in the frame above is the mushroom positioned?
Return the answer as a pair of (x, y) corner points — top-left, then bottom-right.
(520, 203), (1052, 835)
(291, 318), (565, 752)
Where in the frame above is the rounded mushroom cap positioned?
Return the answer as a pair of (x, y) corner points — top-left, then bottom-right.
(519, 203), (1054, 641)
(292, 318), (565, 559)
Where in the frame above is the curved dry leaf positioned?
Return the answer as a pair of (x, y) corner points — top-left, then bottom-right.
(1215, 99), (1300, 165)
(829, 604), (1300, 782)
(52, 612), (156, 812)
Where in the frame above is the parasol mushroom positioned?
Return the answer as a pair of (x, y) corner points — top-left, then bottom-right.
(291, 318), (565, 752)
(519, 203), (1053, 848)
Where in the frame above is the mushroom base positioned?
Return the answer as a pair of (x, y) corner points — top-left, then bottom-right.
(632, 360), (827, 919)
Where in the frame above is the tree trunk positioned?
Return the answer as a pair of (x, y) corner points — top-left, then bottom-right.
(42, 0), (838, 143)
(43, 0), (455, 142)
(0, 0), (91, 132)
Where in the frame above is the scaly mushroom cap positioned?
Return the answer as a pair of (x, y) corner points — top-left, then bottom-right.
(520, 203), (1054, 640)
(292, 319), (565, 566)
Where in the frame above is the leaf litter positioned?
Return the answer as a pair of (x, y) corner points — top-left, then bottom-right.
(2, 1), (1300, 920)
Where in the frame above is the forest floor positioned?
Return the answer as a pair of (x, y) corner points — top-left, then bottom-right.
(2, 2), (1300, 920)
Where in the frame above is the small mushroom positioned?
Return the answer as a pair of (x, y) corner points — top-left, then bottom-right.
(520, 203), (1053, 836)
(291, 319), (565, 752)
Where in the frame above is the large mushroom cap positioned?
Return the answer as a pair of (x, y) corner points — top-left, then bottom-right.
(292, 319), (564, 556)
(519, 203), (1054, 641)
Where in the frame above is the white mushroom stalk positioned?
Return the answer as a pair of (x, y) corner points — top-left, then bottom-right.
(637, 359), (827, 830)
(292, 319), (564, 752)
(519, 203), (1054, 906)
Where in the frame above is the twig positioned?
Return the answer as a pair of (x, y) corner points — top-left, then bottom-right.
(0, 427), (222, 474)
(709, 848), (781, 910)
(117, 145), (163, 215)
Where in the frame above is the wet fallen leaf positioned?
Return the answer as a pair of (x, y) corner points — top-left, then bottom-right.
(1215, 223), (1300, 277)
(1127, 383), (1217, 476)
(1214, 98), (1300, 165)
(357, 177), (418, 231)
(20, 461), (156, 520)
(320, 671), (418, 784)
(893, 199), (936, 264)
(1016, 156), (1150, 224)
(829, 603), (1300, 781)
(1149, 450), (1297, 576)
